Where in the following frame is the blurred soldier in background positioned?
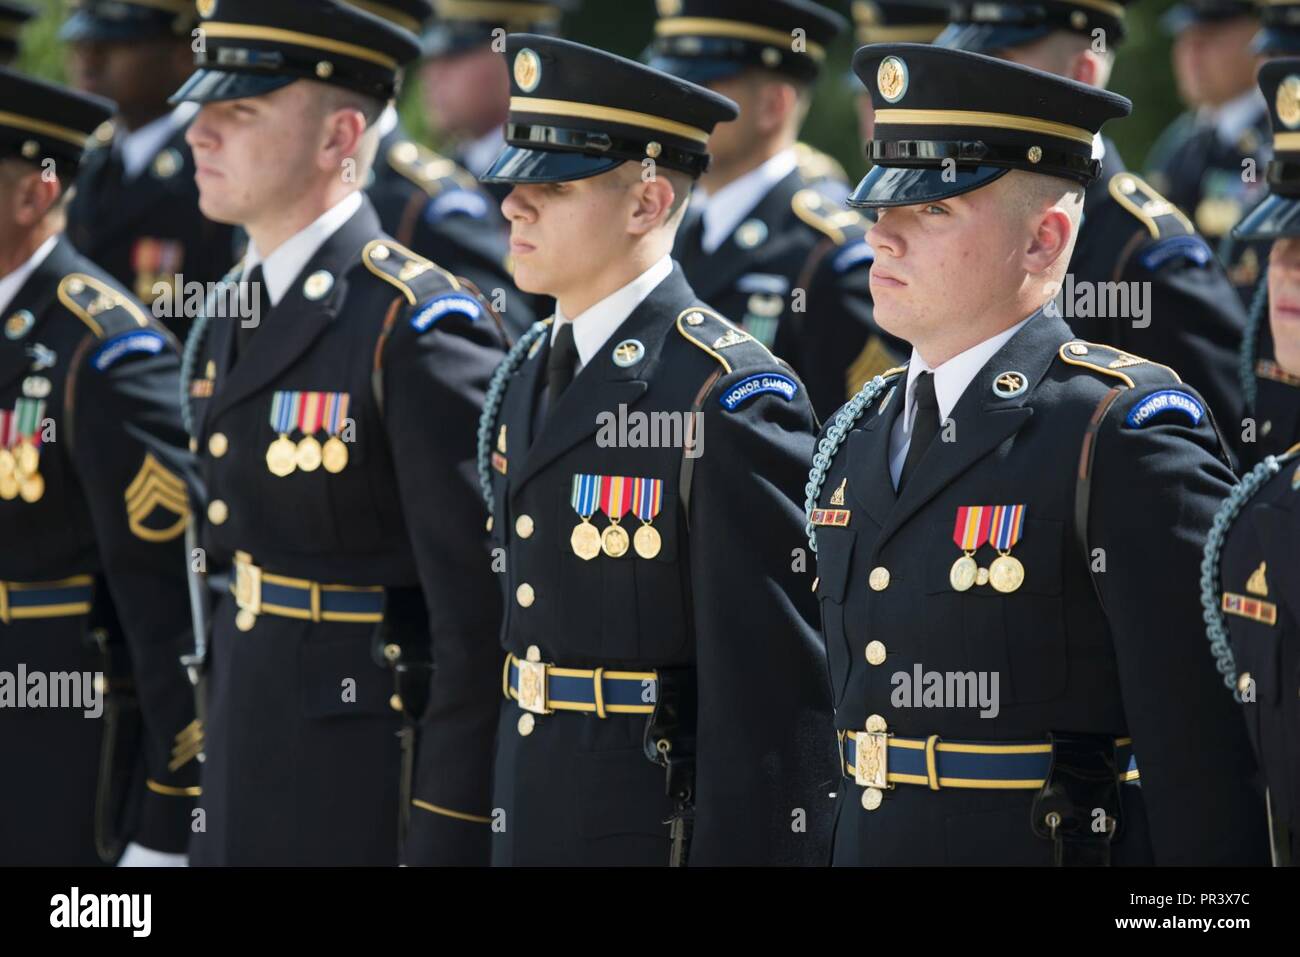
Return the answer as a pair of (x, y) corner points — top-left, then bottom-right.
(0, 1), (33, 67)
(650, 0), (905, 419)
(939, 0), (1249, 458)
(349, 0), (535, 335)
(60, 0), (236, 341)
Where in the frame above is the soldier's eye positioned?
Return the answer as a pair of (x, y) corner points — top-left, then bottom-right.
(923, 204), (947, 215)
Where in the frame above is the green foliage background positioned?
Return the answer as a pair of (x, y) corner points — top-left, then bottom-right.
(18, 0), (1187, 175)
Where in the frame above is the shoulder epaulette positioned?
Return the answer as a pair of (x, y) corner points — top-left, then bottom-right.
(794, 141), (848, 188)
(1107, 172), (1195, 240)
(1057, 340), (1182, 389)
(57, 273), (149, 339)
(791, 188), (864, 245)
(675, 306), (782, 375)
(387, 141), (479, 197)
(362, 238), (459, 305)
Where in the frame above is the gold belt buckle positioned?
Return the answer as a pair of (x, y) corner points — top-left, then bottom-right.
(515, 657), (552, 715)
(232, 552), (263, 616)
(0, 581), (9, 625)
(855, 731), (890, 790)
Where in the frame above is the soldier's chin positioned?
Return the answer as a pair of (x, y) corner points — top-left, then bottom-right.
(195, 192), (244, 227)
(509, 261), (549, 297)
(870, 297), (911, 342)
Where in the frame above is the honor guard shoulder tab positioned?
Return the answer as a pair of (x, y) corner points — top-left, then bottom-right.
(676, 306), (786, 376)
(792, 188), (867, 246)
(1057, 340), (1182, 389)
(58, 272), (150, 340)
(362, 239), (460, 307)
(1107, 172), (1195, 241)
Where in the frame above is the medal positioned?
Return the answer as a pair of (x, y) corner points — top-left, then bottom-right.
(322, 436), (348, 473)
(266, 436), (297, 476)
(267, 392), (299, 476)
(988, 504), (1027, 594)
(569, 473), (602, 560)
(15, 441), (38, 476)
(295, 392), (325, 471)
(599, 475), (633, 558)
(0, 473), (17, 500)
(295, 435), (322, 472)
(0, 448), (12, 479)
(320, 392), (351, 473)
(19, 470), (44, 503)
(949, 505), (992, 592)
(631, 476), (664, 559)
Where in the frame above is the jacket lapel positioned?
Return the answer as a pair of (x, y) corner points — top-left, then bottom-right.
(90, 125), (195, 247)
(207, 199), (382, 419)
(873, 312), (1072, 551)
(510, 267), (695, 492)
(844, 372), (907, 528)
(0, 238), (82, 392)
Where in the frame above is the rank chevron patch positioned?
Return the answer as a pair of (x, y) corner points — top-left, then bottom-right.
(124, 452), (189, 542)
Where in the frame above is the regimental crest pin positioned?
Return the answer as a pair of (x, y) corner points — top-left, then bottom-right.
(829, 477), (847, 506)
(1246, 561), (1269, 597)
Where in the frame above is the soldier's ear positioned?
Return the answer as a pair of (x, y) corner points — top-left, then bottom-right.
(1023, 205), (1074, 276)
(13, 166), (61, 228)
(628, 174), (676, 237)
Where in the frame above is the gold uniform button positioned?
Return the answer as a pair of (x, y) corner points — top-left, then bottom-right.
(862, 786), (883, 811)
(865, 714), (887, 733)
(207, 499), (229, 525)
(517, 712), (535, 736)
(1237, 672), (1253, 694)
(234, 608), (255, 632)
(208, 432), (228, 457)
(389, 693), (403, 712)
(516, 514), (535, 539)
(486, 515), (494, 532)
(865, 640), (887, 666)
(188, 437), (198, 453)
(383, 643), (401, 663)
(869, 567), (891, 591)
(516, 583), (535, 608)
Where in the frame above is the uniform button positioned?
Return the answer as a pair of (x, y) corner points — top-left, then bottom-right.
(516, 583), (535, 608)
(208, 432), (228, 457)
(389, 693), (403, 712)
(869, 567), (891, 591)
(865, 713), (887, 733)
(188, 437), (198, 453)
(861, 787), (883, 811)
(235, 609), (255, 632)
(382, 643), (401, 663)
(517, 712), (535, 736)
(207, 499), (229, 525)
(1237, 672), (1252, 694)
(516, 514), (535, 539)
(485, 515), (494, 533)
(1261, 420), (1273, 437)
(865, 640), (887, 665)
(1068, 343), (1088, 356)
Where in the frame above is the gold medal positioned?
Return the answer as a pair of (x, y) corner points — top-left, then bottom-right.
(19, 470), (44, 503)
(295, 435), (323, 472)
(976, 567), (990, 587)
(601, 522), (630, 558)
(266, 435), (297, 477)
(15, 441), (38, 476)
(0, 448), (13, 478)
(988, 553), (1024, 593)
(949, 554), (977, 591)
(570, 521), (601, 561)
(0, 472), (17, 500)
(633, 523), (661, 560)
(322, 436), (349, 474)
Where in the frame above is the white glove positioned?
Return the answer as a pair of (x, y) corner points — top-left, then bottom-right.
(117, 842), (188, 867)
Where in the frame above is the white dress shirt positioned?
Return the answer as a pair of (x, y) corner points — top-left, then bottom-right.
(117, 102), (198, 181)
(888, 313), (1036, 488)
(0, 235), (58, 316)
(1204, 87), (1268, 148)
(376, 103), (400, 140)
(550, 255), (674, 371)
(699, 148), (799, 254)
(243, 191), (364, 306)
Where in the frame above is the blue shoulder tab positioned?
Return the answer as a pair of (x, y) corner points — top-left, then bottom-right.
(91, 329), (166, 371)
(833, 239), (874, 273)
(410, 291), (483, 332)
(424, 189), (490, 223)
(719, 372), (799, 411)
(1137, 234), (1213, 272)
(1124, 388), (1204, 429)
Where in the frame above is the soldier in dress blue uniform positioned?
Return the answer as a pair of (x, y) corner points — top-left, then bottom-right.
(347, 0), (536, 337)
(648, 0), (907, 420)
(0, 70), (201, 866)
(1203, 60), (1300, 866)
(938, 0), (1251, 459)
(173, 0), (506, 865)
(810, 43), (1268, 865)
(60, 0), (237, 342)
(477, 34), (837, 865)
(0, 1), (33, 66)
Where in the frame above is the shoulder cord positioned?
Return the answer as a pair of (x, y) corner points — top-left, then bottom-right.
(476, 320), (550, 513)
(1240, 265), (1268, 414)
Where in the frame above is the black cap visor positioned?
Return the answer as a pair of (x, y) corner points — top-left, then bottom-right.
(480, 144), (623, 184)
(848, 163), (1011, 208)
(1232, 193), (1300, 240)
(169, 69), (297, 105)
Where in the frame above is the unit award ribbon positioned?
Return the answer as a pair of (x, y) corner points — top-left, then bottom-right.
(599, 474), (632, 558)
(988, 504), (1026, 594)
(570, 473), (602, 560)
(631, 477), (664, 559)
(950, 505), (992, 591)
(266, 391), (299, 477)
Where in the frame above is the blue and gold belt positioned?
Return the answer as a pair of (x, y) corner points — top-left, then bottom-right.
(503, 648), (657, 717)
(839, 729), (1140, 792)
(0, 574), (94, 624)
(231, 551), (384, 632)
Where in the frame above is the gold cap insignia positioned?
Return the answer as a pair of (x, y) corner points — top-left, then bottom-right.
(514, 48), (542, 93)
(1278, 75), (1300, 130)
(877, 56), (908, 104)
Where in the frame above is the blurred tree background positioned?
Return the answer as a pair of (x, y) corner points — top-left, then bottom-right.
(18, 0), (1187, 175)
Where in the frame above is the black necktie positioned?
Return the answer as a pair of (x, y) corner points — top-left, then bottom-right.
(546, 321), (578, 415)
(898, 371), (939, 492)
(234, 265), (270, 360)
